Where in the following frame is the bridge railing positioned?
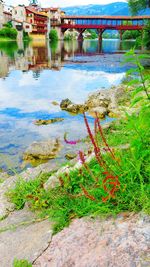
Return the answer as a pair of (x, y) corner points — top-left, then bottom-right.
(61, 16), (150, 29)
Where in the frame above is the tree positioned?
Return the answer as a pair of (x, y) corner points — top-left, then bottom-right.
(128, 0), (150, 48)
(122, 30), (141, 40)
(49, 29), (58, 42)
(128, 0), (150, 15)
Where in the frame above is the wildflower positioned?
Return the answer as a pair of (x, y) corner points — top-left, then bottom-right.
(64, 132), (81, 145)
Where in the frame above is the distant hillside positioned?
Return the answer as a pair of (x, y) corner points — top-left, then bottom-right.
(63, 2), (130, 16)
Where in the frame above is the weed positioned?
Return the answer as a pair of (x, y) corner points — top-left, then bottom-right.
(13, 258), (32, 267)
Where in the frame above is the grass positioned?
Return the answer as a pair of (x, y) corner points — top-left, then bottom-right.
(7, 107), (150, 234)
(13, 259), (32, 267)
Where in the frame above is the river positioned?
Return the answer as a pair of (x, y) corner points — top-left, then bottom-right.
(0, 39), (142, 172)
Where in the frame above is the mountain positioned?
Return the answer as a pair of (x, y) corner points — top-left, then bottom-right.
(63, 2), (130, 16)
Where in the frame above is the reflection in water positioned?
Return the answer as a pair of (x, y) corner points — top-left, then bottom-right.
(0, 39), (141, 171)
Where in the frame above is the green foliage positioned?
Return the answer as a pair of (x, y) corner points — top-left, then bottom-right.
(8, 110), (150, 233)
(124, 49), (150, 104)
(128, 0), (150, 15)
(3, 22), (13, 28)
(143, 22), (150, 49)
(103, 32), (119, 39)
(23, 31), (31, 41)
(85, 29), (97, 39)
(122, 30), (141, 40)
(64, 33), (76, 41)
(0, 27), (17, 40)
(13, 259), (32, 267)
(49, 29), (58, 42)
(0, 41), (18, 57)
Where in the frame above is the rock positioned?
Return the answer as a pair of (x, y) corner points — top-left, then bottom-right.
(0, 208), (52, 267)
(85, 89), (111, 109)
(88, 107), (107, 119)
(65, 153), (77, 160)
(60, 99), (73, 110)
(0, 161), (59, 218)
(23, 139), (61, 161)
(44, 175), (59, 190)
(44, 154), (95, 192)
(51, 101), (59, 106)
(34, 118), (64, 126)
(60, 99), (87, 114)
(66, 104), (87, 114)
(108, 110), (120, 118)
(33, 213), (150, 267)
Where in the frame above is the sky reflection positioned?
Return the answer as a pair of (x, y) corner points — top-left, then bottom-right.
(0, 39), (136, 171)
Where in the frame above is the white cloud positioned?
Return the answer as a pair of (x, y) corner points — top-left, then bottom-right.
(6, 0), (127, 8)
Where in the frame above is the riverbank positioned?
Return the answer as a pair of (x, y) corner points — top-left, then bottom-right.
(0, 75), (150, 266)
(0, 41), (149, 267)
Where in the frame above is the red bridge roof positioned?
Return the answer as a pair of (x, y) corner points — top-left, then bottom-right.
(62, 15), (150, 20)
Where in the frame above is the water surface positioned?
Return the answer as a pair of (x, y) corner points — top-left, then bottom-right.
(0, 39), (141, 171)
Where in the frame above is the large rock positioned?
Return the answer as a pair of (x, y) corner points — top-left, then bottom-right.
(65, 104), (87, 114)
(0, 162), (59, 218)
(88, 107), (108, 119)
(60, 99), (73, 110)
(0, 208), (52, 267)
(85, 89), (111, 109)
(33, 213), (150, 267)
(23, 139), (61, 161)
(85, 85), (126, 112)
(60, 99), (87, 114)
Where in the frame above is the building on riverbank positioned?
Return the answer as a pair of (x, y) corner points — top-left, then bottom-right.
(0, 0), (65, 40)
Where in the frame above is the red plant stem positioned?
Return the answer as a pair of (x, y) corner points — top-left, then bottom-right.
(83, 113), (100, 154)
(83, 113), (107, 170)
(79, 151), (98, 182)
(80, 184), (96, 201)
(95, 114), (117, 162)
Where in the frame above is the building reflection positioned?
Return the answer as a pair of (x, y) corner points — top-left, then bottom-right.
(0, 39), (137, 79)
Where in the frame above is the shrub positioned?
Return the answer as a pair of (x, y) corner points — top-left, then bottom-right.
(0, 27), (17, 39)
(23, 31), (31, 41)
(122, 30), (141, 40)
(49, 29), (58, 42)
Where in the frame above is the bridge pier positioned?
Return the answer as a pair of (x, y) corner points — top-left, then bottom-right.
(97, 29), (105, 42)
(119, 30), (124, 40)
(78, 32), (83, 41)
(77, 29), (85, 42)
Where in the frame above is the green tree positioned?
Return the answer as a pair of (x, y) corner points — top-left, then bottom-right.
(0, 27), (17, 39)
(128, 0), (150, 15)
(122, 30), (141, 40)
(128, 0), (150, 48)
(49, 29), (58, 42)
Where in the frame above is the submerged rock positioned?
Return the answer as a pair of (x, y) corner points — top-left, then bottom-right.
(34, 118), (64, 126)
(51, 101), (59, 106)
(65, 153), (77, 160)
(23, 139), (61, 161)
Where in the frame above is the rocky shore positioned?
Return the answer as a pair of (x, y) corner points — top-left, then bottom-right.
(60, 84), (129, 119)
(0, 83), (149, 267)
